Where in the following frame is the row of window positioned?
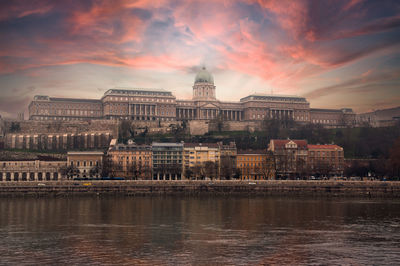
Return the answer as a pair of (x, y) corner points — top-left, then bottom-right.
(106, 96), (174, 103)
(70, 160), (99, 167)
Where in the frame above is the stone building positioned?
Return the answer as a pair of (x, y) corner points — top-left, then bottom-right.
(107, 142), (152, 179)
(28, 67), (356, 128)
(67, 151), (104, 178)
(268, 139), (309, 179)
(152, 142), (183, 180)
(29, 96), (103, 121)
(0, 159), (66, 181)
(183, 143), (220, 179)
(236, 150), (275, 180)
(308, 144), (344, 176)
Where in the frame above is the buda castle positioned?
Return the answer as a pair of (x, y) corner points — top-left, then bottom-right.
(28, 67), (356, 127)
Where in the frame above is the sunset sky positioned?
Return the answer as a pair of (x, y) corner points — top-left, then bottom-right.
(0, 0), (399, 118)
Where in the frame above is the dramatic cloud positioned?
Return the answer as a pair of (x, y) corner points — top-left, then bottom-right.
(0, 0), (399, 117)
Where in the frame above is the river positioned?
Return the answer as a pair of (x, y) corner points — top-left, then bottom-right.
(0, 196), (399, 265)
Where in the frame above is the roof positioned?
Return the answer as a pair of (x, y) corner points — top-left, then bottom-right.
(240, 94), (307, 103)
(152, 142), (183, 147)
(270, 139), (308, 149)
(307, 144), (343, 150)
(67, 151), (104, 155)
(103, 88), (173, 97)
(237, 149), (267, 155)
(49, 97), (101, 103)
(194, 67), (214, 84)
(184, 143), (219, 148)
(109, 144), (151, 151)
(310, 108), (342, 113)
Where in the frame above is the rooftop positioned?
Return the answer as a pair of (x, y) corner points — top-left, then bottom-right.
(237, 149), (268, 155)
(270, 139), (308, 149)
(308, 144), (343, 150)
(67, 151), (104, 155)
(240, 94), (308, 103)
(184, 143), (219, 148)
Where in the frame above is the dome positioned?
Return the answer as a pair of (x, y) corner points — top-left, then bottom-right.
(194, 67), (214, 84)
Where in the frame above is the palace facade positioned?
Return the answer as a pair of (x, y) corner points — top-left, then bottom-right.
(28, 67), (356, 127)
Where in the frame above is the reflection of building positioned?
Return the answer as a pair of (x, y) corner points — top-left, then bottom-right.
(67, 151), (104, 178)
(28, 67), (356, 127)
(108, 142), (152, 179)
(308, 144), (344, 176)
(236, 150), (275, 180)
(268, 139), (308, 178)
(152, 143), (183, 180)
(0, 159), (66, 181)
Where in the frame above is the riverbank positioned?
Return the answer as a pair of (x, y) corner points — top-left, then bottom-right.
(1, 180), (399, 197)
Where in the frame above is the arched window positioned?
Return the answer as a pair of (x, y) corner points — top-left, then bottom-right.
(14, 172), (19, 181)
(38, 172), (43, 181)
(29, 172), (35, 181)
(53, 172), (58, 181)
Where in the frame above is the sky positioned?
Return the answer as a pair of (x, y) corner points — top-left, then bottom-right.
(0, 0), (399, 118)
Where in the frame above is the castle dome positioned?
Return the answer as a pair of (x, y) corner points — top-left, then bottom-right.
(194, 67), (214, 84)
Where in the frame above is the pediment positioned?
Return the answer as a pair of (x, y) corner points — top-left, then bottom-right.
(199, 102), (220, 109)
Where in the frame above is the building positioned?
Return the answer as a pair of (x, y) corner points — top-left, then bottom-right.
(236, 150), (275, 180)
(67, 151), (104, 178)
(107, 141), (152, 179)
(308, 144), (344, 176)
(183, 143), (220, 179)
(0, 159), (66, 181)
(28, 67), (356, 128)
(29, 96), (103, 121)
(152, 142), (183, 180)
(268, 139), (308, 179)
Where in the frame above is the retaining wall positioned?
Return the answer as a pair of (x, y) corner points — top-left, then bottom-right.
(0, 180), (399, 198)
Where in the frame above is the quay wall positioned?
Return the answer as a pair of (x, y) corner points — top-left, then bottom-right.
(0, 180), (399, 198)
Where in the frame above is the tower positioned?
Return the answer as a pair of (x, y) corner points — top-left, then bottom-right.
(192, 67), (216, 101)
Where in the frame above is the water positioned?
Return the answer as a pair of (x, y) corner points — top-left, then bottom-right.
(0, 196), (399, 265)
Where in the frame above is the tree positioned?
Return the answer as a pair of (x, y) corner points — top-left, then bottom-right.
(89, 166), (101, 177)
(220, 156), (236, 180)
(9, 122), (20, 133)
(102, 158), (113, 177)
(255, 155), (276, 180)
(204, 161), (219, 180)
(184, 168), (194, 180)
(118, 120), (134, 142)
(388, 137), (400, 178)
(60, 165), (79, 179)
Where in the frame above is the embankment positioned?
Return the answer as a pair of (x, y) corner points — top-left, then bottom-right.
(0, 180), (399, 197)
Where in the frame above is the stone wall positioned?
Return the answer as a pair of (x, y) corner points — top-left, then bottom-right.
(3, 119), (118, 135)
(4, 133), (112, 151)
(0, 180), (399, 198)
(189, 120), (209, 135)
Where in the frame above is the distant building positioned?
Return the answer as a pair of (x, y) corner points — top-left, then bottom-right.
(308, 144), (344, 176)
(236, 150), (275, 180)
(0, 159), (66, 181)
(107, 142), (152, 179)
(67, 151), (104, 178)
(152, 142), (183, 180)
(268, 139), (308, 179)
(28, 67), (356, 127)
(183, 142), (220, 179)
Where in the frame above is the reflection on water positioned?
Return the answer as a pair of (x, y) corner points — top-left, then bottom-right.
(0, 196), (399, 265)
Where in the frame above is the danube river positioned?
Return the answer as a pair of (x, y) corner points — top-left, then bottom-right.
(0, 196), (399, 265)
